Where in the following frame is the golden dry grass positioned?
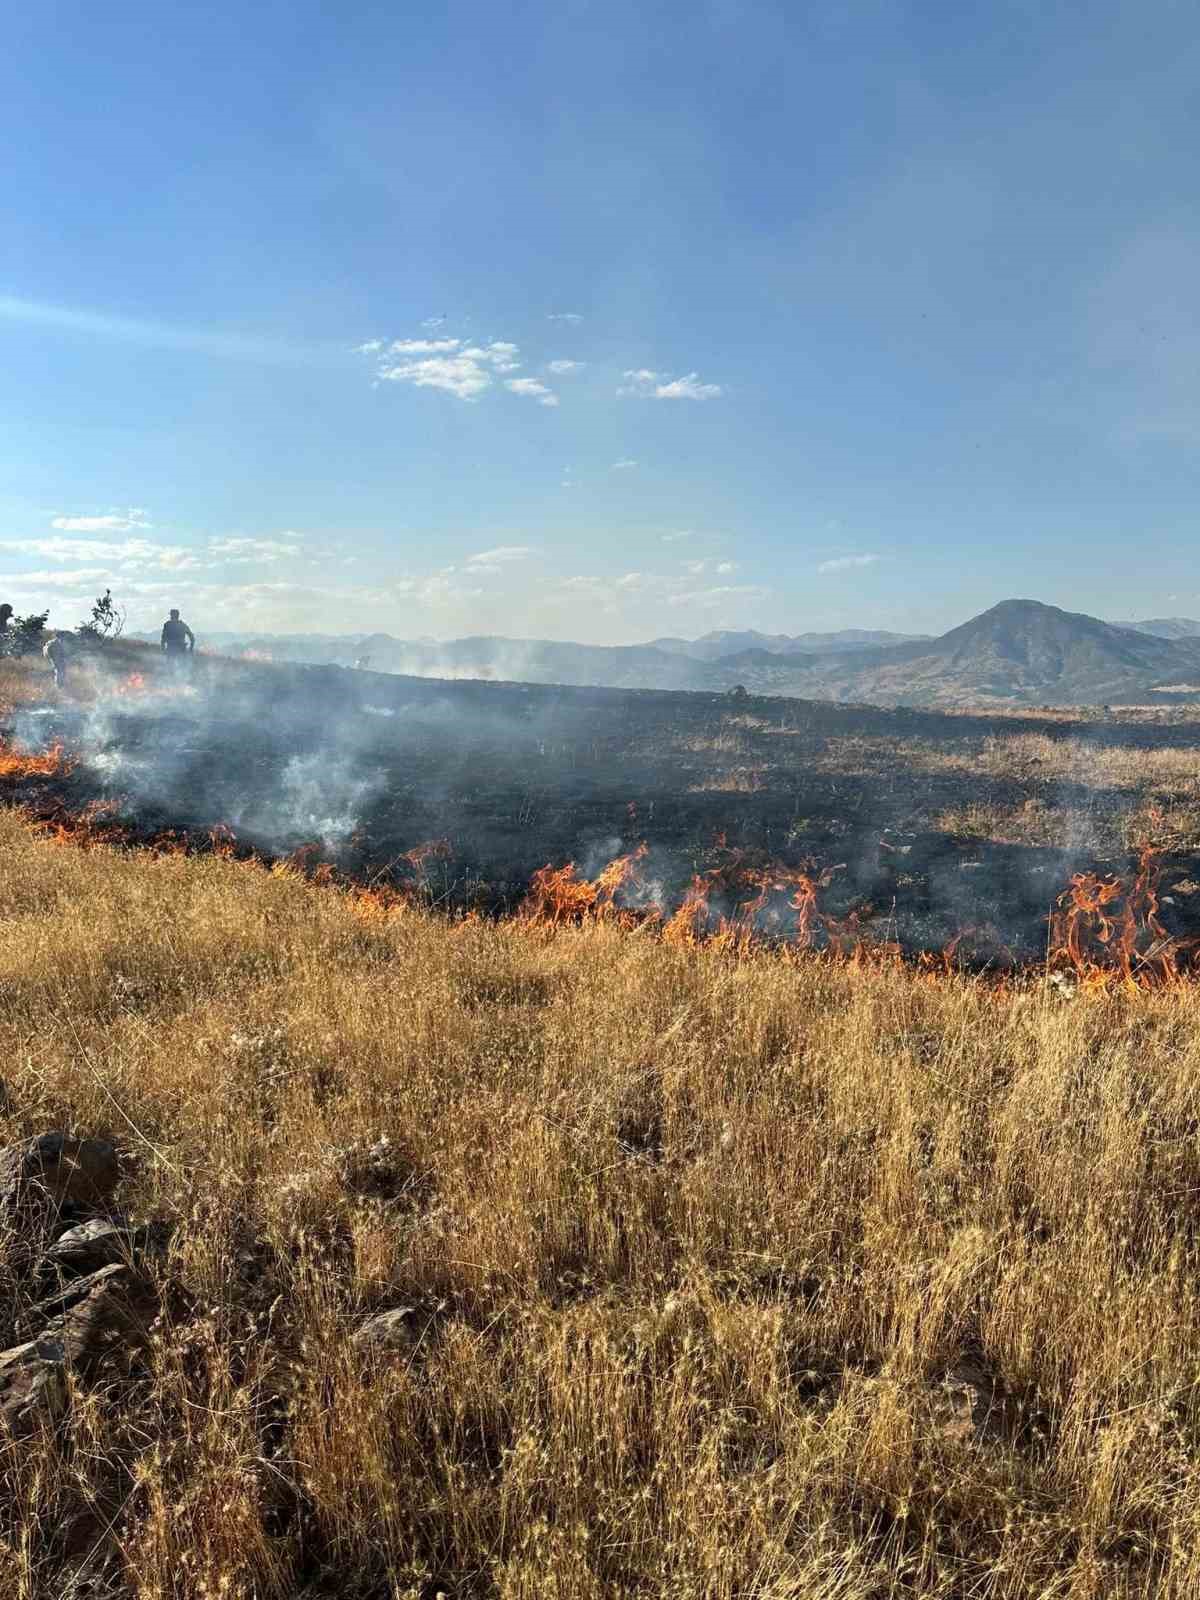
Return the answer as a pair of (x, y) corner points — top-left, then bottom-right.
(2, 813), (1200, 1595)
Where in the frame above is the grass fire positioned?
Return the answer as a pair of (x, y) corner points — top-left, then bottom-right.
(5, 647), (1200, 1595)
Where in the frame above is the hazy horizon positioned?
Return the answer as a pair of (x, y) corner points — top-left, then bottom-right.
(127, 600), (1195, 650)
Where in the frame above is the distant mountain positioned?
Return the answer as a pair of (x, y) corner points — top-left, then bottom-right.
(717, 600), (1200, 706)
(1120, 618), (1200, 641)
(136, 603), (1200, 706)
(649, 627), (929, 660)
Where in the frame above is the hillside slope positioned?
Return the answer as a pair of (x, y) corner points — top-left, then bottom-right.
(718, 600), (1200, 705)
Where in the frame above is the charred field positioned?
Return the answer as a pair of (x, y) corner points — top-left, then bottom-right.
(5, 651), (1200, 969)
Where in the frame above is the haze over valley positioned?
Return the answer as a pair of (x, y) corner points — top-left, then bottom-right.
(157, 601), (1200, 708)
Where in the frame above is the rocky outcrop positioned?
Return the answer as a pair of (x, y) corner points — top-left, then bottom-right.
(38, 1216), (167, 1283)
(0, 1132), (162, 1438)
(0, 1334), (70, 1438)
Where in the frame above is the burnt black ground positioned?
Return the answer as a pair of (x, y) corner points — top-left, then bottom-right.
(6, 661), (1200, 962)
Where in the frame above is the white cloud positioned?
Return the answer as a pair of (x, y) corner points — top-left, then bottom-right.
(379, 353), (492, 399)
(505, 377), (559, 408)
(656, 374), (723, 400)
(3, 536), (201, 571)
(611, 458), (638, 470)
(4, 568), (109, 589)
(467, 545), (533, 565)
(483, 341), (521, 371)
(402, 570), (486, 606)
(682, 559), (739, 576)
(620, 369), (723, 400)
(817, 553), (881, 573)
(548, 312), (583, 323)
(353, 339), (383, 354)
(661, 530), (695, 543)
(387, 337), (462, 355)
(52, 508), (151, 533)
(546, 359), (584, 374)
(369, 338), (524, 401)
(618, 369), (659, 394)
(208, 537), (301, 564)
(551, 568), (764, 621)
(667, 584), (766, 608)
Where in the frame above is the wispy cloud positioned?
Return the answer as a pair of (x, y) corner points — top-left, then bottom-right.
(547, 312), (583, 323)
(209, 536), (302, 564)
(817, 553), (881, 573)
(3, 536), (201, 571)
(487, 342), (521, 371)
(546, 359), (584, 374)
(683, 558), (739, 576)
(394, 569), (486, 606)
(505, 377), (559, 408)
(611, 458), (638, 470)
(52, 508), (151, 533)
(4, 568), (110, 590)
(619, 369), (723, 400)
(554, 569), (763, 616)
(667, 584), (765, 608)
(0, 295), (327, 366)
(618, 369), (659, 394)
(386, 337), (462, 355)
(467, 545), (533, 565)
(661, 530), (696, 543)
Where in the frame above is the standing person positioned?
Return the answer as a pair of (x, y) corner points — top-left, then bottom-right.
(160, 608), (195, 672)
(42, 633), (69, 690)
(0, 604), (12, 636)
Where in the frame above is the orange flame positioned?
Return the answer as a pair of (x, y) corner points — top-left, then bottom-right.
(0, 740), (75, 779)
(521, 843), (649, 925)
(1047, 843), (1193, 989)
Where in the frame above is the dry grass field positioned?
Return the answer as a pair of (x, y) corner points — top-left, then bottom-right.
(3, 801), (1200, 1597)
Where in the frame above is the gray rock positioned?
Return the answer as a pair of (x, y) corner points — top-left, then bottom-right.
(24, 1262), (145, 1337)
(39, 1217), (166, 1281)
(0, 1134), (119, 1216)
(42, 1218), (131, 1276)
(0, 1335), (69, 1438)
(352, 1306), (418, 1356)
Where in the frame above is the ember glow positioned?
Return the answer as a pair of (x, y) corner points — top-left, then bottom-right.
(0, 739), (75, 780)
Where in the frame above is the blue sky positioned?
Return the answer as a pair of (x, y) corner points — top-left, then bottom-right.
(2, 0), (1199, 642)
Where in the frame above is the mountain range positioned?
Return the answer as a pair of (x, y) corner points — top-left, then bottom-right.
(134, 605), (1200, 706)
